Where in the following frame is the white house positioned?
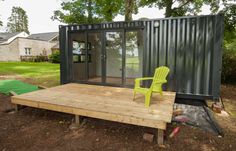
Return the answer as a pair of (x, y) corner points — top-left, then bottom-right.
(0, 32), (59, 61)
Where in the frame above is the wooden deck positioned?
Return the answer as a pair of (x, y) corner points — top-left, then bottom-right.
(11, 83), (176, 145)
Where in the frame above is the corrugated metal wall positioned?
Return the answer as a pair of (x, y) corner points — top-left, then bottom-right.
(142, 15), (223, 100)
(59, 14), (224, 100)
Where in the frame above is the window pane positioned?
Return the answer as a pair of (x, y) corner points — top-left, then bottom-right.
(105, 31), (122, 85)
(125, 31), (143, 85)
(87, 32), (102, 83)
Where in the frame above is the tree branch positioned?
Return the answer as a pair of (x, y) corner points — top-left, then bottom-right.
(172, 0), (177, 4)
(173, 0), (192, 10)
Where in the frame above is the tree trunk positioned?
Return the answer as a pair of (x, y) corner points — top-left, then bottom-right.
(106, 1), (113, 22)
(125, 0), (133, 21)
(87, 0), (93, 23)
(165, 0), (173, 17)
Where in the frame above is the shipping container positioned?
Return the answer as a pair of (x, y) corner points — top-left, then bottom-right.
(59, 14), (224, 100)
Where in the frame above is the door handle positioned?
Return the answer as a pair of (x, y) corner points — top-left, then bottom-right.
(100, 55), (106, 59)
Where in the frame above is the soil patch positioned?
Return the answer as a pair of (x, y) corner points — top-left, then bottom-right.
(0, 85), (236, 151)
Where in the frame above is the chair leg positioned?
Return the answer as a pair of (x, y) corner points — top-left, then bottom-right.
(160, 89), (163, 95)
(145, 92), (152, 107)
(160, 90), (163, 95)
(133, 91), (136, 101)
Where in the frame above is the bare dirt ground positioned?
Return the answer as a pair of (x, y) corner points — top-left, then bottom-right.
(0, 85), (236, 151)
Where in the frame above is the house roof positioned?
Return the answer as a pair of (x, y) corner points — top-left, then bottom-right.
(28, 32), (58, 41)
(0, 32), (22, 43)
(51, 43), (59, 49)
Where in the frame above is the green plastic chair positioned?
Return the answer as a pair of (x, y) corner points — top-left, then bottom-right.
(133, 66), (170, 107)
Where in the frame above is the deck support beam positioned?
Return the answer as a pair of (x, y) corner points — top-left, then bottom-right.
(14, 104), (19, 112)
(157, 129), (164, 146)
(75, 115), (81, 125)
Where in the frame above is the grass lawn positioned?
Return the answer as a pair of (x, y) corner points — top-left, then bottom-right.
(0, 62), (60, 87)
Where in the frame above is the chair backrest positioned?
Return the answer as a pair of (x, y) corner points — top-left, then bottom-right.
(151, 66), (170, 89)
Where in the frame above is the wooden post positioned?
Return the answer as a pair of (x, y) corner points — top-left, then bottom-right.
(14, 104), (19, 112)
(10, 91), (19, 112)
(9, 91), (17, 96)
(38, 85), (48, 89)
(75, 115), (81, 125)
(157, 129), (164, 146)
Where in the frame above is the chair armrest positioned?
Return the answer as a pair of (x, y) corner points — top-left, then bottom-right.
(154, 80), (167, 84)
(135, 77), (153, 82)
(134, 77), (153, 88)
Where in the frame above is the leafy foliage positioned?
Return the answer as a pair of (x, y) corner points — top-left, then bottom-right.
(94, 0), (124, 22)
(222, 40), (236, 84)
(123, 0), (139, 21)
(220, 3), (236, 84)
(49, 50), (60, 63)
(0, 0), (4, 26)
(7, 7), (29, 34)
(220, 4), (236, 43)
(139, 0), (222, 17)
(52, 0), (126, 24)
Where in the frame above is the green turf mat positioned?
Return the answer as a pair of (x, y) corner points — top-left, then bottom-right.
(0, 80), (39, 95)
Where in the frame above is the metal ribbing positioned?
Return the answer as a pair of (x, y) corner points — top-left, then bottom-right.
(144, 15), (223, 99)
(60, 15), (223, 100)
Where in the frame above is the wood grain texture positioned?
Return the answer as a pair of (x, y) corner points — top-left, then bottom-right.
(11, 83), (176, 130)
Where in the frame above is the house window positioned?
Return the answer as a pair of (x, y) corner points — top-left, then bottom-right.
(24, 48), (31, 55)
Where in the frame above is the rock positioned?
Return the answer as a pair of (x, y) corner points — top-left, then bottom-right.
(59, 120), (65, 124)
(212, 103), (222, 113)
(159, 144), (166, 148)
(7, 111), (16, 114)
(69, 123), (80, 130)
(217, 110), (229, 117)
(173, 108), (183, 116)
(143, 133), (154, 142)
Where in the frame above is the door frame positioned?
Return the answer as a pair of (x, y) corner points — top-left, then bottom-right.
(103, 29), (125, 86)
(69, 28), (144, 88)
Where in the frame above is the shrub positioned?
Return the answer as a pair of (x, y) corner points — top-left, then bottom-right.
(222, 40), (236, 84)
(34, 55), (48, 62)
(49, 50), (60, 63)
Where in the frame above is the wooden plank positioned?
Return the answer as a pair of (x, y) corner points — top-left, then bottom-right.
(11, 83), (176, 130)
(12, 84), (175, 122)
(12, 93), (173, 122)
(11, 97), (167, 129)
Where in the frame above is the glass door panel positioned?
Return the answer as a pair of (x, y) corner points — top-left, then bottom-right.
(125, 30), (143, 85)
(87, 32), (102, 83)
(105, 31), (123, 85)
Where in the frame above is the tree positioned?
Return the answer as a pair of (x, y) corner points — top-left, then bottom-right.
(52, 0), (100, 24)
(52, 0), (140, 24)
(139, 0), (222, 17)
(7, 7), (29, 34)
(0, 0), (4, 26)
(52, 0), (124, 24)
(220, 4), (236, 43)
(124, 0), (138, 21)
(95, 0), (123, 22)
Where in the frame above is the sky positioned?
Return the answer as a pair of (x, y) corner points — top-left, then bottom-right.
(0, 0), (213, 34)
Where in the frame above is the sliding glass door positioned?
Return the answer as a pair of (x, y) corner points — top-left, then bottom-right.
(70, 29), (143, 86)
(105, 31), (123, 85)
(87, 32), (102, 83)
(125, 30), (143, 86)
